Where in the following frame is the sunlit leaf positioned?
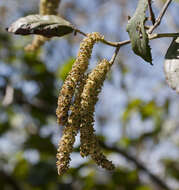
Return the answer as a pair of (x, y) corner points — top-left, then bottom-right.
(121, 99), (142, 124)
(126, 0), (152, 64)
(56, 57), (75, 81)
(7, 14), (74, 38)
(164, 37), (179, 93)
(136, 186), (152, 190)
(140, 101), (157, 119)
(119, 137), (131, 148)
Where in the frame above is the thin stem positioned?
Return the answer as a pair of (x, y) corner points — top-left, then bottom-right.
(100, 38), (120, 47)
(76, 29), (179, 48)
(148, 0), (173, 34)
(149, 32), (179, 39)
(107, 32), (179, 46)
(109, 46), (120, 65)
(75, 29), (87, 37)
(147, 0), (155, 25)
(75, 28), (120, 47)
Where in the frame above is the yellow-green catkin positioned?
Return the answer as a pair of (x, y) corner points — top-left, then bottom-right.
(80, 59), (115, 170)
(56, 32), (104, 126)
(90, 136), (115, 170)
(24, 35), (49, 51)
(56, 75), (86, 175)
(80, 59), (110, 156)
(25, 0), (60, 51)
(40, 0), (60, 15)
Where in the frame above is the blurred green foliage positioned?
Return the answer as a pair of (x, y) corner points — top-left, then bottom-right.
(0, 1), (179, 190)
(56, 57), (75, 81)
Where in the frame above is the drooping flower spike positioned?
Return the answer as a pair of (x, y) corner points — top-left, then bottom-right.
(56, 32), (104, 126)
(56, 75), (86, 175)
(80, 59), (115, 170)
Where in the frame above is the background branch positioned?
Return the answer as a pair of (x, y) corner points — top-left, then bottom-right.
(100, 142), (171, 190)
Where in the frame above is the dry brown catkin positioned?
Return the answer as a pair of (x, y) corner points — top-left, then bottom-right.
(56, 32), (103, 126)
(80, 59), (115, 170)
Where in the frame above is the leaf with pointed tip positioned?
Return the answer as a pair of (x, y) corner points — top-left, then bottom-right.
(164, 37), (179, 93)
(126, 0), (152, 64)
(7, 14), (74, 38)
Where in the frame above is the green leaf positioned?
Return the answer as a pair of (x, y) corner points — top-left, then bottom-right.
(121, 99), (142, 124)
(7, 14), (74, 38)
(136, 186), (152, 190)
(56, 57), (75, 81)
(13, 158), (29, 180)
(126, 0), (152, 64)
(164, 37), (179, 93)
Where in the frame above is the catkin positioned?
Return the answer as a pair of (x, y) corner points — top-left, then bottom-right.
(25, 0), (61, 51)
(56, 32), (103, 126)
(40, 0), (61, 15)
(90, 136), (115, 170)
(24, 35), (48, 51)
(80, 59), (115, 170)
(56, 76), (86, 175)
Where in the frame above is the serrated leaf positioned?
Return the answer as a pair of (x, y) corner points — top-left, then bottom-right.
(126, 0), (152, 64)
(164, 37), (179, 93)
(7, 14), (74, 38)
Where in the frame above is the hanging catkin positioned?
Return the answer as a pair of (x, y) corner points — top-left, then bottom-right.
(90, 136), (114, 170)
(80, 59), (115, 170)
(25, 0), (61, 51)
(56, 75), (86, 175)
(56, 32), (103, 126)
(25, 35), (49, 52)
(40, 0), (61, 15)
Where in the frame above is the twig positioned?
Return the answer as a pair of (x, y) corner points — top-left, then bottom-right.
(75, 0), (174, 49)
(148, 0), (173, 34)
(102, 32), (179, 47)
(76, 28), (179, 48)
(147, 0), (156, 25)
(100, 142), (171, 190)
(75, 28), (120, 47)
(75, 29), (87, 37)
(109, 46), (120, 65)
(149, 32), (179, 39)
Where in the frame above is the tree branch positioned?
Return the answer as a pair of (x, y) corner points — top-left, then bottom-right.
(75, 0), (174, 50)
(100, 142), (171, 190)
(76, 28), (179, 48)
(109, 46), (120, 65)
(148, 0), (173, 34)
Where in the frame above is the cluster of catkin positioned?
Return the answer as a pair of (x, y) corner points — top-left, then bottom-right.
(56, 32), (115, 175)
(25, 0), (61, 51)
